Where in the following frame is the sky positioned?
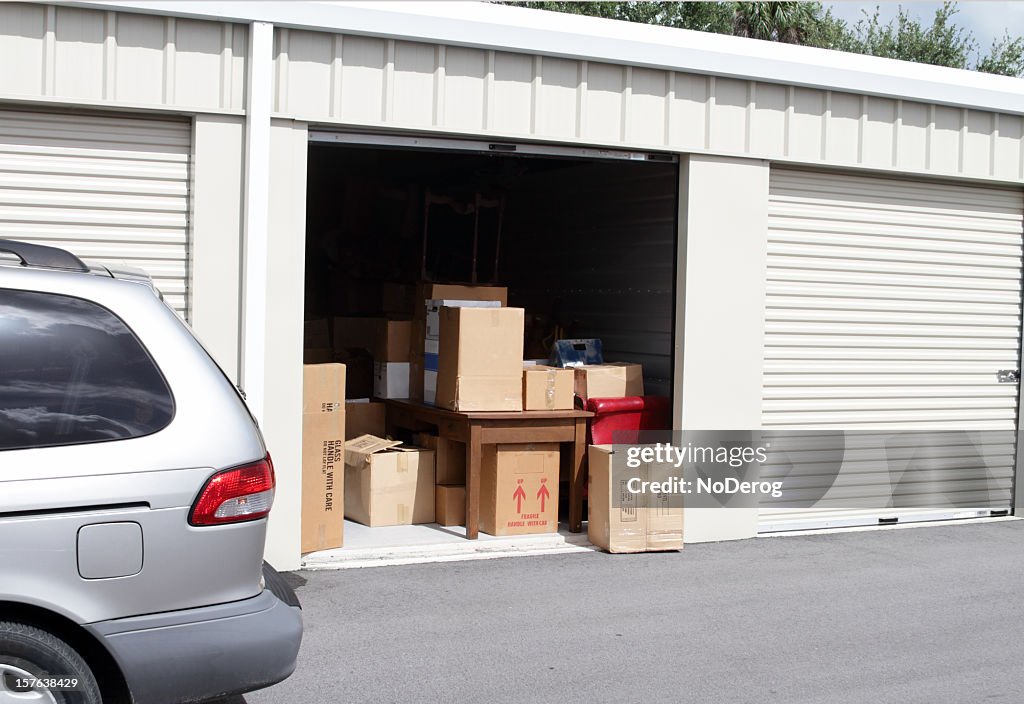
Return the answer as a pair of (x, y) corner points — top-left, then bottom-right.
(825, 2), (1024, 54)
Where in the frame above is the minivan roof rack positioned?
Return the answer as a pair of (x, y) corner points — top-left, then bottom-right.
(0, 239), (89, 272)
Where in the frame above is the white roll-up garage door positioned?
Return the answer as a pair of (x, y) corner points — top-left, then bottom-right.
(760, 168), (1023, 531)
(0, 109), (191, 319)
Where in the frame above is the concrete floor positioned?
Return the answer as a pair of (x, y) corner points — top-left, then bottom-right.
(241, 519), (1024, 704)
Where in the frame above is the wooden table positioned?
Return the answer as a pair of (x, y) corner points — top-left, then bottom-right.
(384, 399), (593, 539)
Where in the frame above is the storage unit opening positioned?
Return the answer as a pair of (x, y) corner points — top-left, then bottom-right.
(301, 136), (679, 553)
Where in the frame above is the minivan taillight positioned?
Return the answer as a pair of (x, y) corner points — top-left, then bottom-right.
(189, 455), (275, 526)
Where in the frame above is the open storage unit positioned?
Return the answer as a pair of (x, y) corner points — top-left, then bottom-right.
(301, 133), (679, 551)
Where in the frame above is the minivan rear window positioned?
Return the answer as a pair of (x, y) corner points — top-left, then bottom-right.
(0, 289), (174, 451)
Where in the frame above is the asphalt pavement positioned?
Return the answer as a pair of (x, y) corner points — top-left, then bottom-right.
(243, 520), (1024, 704)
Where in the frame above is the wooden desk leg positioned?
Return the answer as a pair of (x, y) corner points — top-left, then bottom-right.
(569, 418), (587, 533)
(465, 423), (482, 540)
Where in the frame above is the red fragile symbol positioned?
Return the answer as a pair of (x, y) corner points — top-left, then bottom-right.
(513, 484), (527, 513)
(537, 482), (550, 512)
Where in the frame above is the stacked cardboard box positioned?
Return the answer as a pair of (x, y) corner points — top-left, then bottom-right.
(343, 435), (436, 526)
(522, 364), (574, 410)
(436, 306), (525, 411)
(333, 316), (412, 399)
(424, 299), (502, 405)
(587, 445), (683, 553)
(573, 362), (644, 402)
(415, 432), (467, 527)
(301, 363), (346, 553)
(409, 283), (508, 402)
(480, 444), (559, 536)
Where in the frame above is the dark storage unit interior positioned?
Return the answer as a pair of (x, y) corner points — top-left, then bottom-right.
(304, 141), (679, 397)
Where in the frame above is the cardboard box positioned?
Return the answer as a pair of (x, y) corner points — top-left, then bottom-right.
(522, 365), (575, 411)
(333, 317), (412, 363)
(373, 361), (410, 399)
(435, 484), (466, 527)
(414, 283), (507, 320)
(414, 433), (466, 484)
(435, 306), (524, 412)
(345, 400), (386, 440)
(573, 363), (644, 401)
(304, 319), (331, 349)
(480, 443), (559, 536)
(426, 299), (501, 341)
(587, 445), (683, 553)
(344, 435), (435, 526)
(301, 364), (346, 553)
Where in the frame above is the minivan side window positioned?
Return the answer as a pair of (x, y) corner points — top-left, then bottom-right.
(0, 289), (174, 451)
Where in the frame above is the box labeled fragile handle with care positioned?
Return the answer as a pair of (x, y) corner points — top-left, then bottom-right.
(480, 443), (559, 536)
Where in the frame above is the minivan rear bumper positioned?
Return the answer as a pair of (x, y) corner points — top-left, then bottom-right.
(86, 585), (302, 704)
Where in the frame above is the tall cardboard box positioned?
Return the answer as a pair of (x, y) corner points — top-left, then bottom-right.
(344, 400), (386, 440)
(435, 485), (466, 527)
(435, 306), (525, 411)
(301, 363), (346, 553)
(480, 444), (559, 536)
(414, 433), (466, 484)
(344, 435), (435, 526)
(587, 445), (683, 553)
(522, 365), (575, 410)
(573, 363), (644, 402)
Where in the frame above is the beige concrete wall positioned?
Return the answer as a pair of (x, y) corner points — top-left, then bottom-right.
(190, 114), (245, 380)
(260, 119), (308, 571)
(675, 155), (770, 542)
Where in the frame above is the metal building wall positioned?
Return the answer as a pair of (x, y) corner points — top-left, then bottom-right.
(0, 3), (247, 115)
(273, 28), (1024, 185)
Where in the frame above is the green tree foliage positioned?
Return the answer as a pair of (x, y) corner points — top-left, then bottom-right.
(504, 1), (1024, 77)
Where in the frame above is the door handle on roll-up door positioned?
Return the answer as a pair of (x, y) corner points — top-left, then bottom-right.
(997, 369), (1020, 384)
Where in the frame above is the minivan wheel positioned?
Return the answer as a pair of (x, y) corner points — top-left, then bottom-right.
(0, 622), (101, 704)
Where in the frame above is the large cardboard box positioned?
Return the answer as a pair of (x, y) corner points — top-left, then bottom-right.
(480, 443), (559, 536)
(344, 435), (435, 526)
(573, 363), (644, 401)
(435, 306), (525, 411)
(373, 361), (410, 399)
(435, 485), (466, 527)
(587, 445), (683, 553)
(345, 400), (386, 440)
(301, 364), (346, 553)
(414, 433), (466, 484)
(522, 365), (575, 411)
(333, 317), (412, 363)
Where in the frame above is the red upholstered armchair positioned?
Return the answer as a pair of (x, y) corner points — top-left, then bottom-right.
(585, 396), (672, 446)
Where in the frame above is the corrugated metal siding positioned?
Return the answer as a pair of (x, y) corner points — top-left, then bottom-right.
(274, 29), (1024, 184)
(0, 109), (192, 318)
(502, 161), (676, 396)
(759, 167), (1023, 530)
(0, 3), (246, 113)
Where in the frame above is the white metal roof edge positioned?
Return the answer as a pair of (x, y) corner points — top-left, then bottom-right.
(65, 0), (1024, 115)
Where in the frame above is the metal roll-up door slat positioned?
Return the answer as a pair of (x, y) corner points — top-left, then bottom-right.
(0, 109), (191, 321)
(760, 168), (1023, 532)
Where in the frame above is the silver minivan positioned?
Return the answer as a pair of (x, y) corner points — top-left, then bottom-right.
(0, 240), (302, 703)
